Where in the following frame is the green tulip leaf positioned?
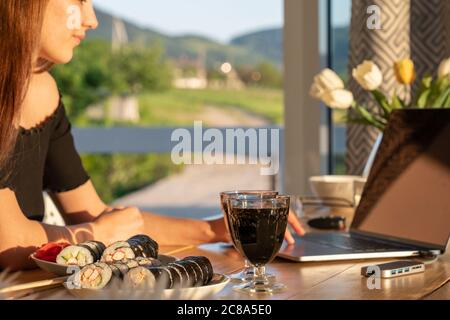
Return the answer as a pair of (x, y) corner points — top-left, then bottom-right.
(372, 90), (391, 118)
(433, 87), (450, 108)
(354, 104), (386, 131)
(443, 94), (450, 108)
(421, 75), (433, 89)
(417, 89), (431, 108)
(391, 95), (406, 109)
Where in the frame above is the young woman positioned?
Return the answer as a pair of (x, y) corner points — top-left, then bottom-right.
(0, 0), (303, 271)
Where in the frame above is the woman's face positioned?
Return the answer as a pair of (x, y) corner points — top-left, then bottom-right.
(39, 0), (98, 64)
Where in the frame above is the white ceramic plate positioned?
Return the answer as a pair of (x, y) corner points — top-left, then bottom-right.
(30, 254), (177, 277)
(64, 273), (230, 300)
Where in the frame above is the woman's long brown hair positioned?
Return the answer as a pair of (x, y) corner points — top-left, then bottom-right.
(0, 0), (50, 181)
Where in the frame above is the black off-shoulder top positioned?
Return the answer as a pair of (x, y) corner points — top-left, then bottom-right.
(0, 95), (90, 221)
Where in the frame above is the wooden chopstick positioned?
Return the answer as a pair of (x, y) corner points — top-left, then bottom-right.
(0, 276), (68, 295)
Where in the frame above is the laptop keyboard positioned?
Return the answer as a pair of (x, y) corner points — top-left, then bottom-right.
(303, 233), (413, 252)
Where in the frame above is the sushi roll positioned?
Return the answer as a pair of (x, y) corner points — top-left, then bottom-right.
(74, 262), (113, 289)
(101, 234), (158, 264)
(128, 235), (158, 259)
(178, 260), (203, 287)
(123, 256), (214, 290)
(166, 265), (183, 288)
(135, 257), (162, 267)
(167, 263), (191, 288)
(81, 241), (106, 260)
(56, 241), (106, 267)
(183, 256), (214, 285)
(124, 266), (170, 289)
(109, 262), (133, 279)
(124, 259), (140, 269)
(165, 256), (214, 288)
(170, 261), (197, 288)
(99, 241), (132, 263)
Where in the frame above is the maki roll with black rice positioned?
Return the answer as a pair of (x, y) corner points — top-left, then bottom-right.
(56, 241), (106, 267)
(101, 234), (158, 263)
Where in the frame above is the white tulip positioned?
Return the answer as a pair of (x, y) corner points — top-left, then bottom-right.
(310, 68), (344, 100)
(322, 89), (354, 109)
(352, 60), (383, 91)
(438, 57), (450, 81)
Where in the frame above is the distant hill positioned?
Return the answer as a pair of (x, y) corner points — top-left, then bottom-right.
(231, 28), (283, 67)
(230, 26), (349, 75)
(89, 8), (272, 68)
(89, 8), (349, 73)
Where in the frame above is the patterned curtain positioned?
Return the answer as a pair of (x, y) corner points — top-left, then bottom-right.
(346, 0), (450, 175)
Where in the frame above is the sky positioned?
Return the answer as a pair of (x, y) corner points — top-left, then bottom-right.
(93, 0), (351, 43)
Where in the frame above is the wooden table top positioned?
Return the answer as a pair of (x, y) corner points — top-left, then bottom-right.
(1, 209), (449, 300)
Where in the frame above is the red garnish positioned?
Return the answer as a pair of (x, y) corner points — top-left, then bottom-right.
(34, 242), (70, 263)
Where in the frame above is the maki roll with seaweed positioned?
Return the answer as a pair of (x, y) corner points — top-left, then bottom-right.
(168, 257), (213, 287)
(135, 257), (162, 267)
(73, 262), (113, 289)
(101, 235), (158, 263)
(109, 261), (136, 279)
(56, 241), (106, 266)
(124, 266), (171, 289)
(167, 262), (191, 288)
(74, 260), (140, 290)
(124, 256), (215, 290)
(170, 260), (199, 287)
(182, 256), (214, 285)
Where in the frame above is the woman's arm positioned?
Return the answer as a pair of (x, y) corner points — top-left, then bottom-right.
(0, 188), (95, 271)
(0, 188), (144, 271)
(141, 211), (229, 246)
(50, 180), (108, 224)
(52, 180), (229, 246)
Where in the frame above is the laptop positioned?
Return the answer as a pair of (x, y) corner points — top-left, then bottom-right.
(279, 109), (450, 262)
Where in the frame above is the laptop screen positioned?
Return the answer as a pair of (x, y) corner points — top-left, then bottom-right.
(351, 109), (450, 250)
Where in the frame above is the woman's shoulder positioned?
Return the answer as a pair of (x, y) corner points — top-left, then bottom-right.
(20, 72), (61, 130)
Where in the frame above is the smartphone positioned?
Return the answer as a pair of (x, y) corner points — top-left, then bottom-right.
(361, 260), (425, 278)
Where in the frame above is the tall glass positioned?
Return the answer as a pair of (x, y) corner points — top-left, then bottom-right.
(227, 196), (290, 294)
(220, 191), (278, 282)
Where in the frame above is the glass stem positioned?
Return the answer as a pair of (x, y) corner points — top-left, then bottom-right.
(244, 260), (255, 280)
(254, 265), (269, 286)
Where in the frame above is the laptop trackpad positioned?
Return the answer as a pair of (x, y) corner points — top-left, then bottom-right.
(278, 236), (353, 261)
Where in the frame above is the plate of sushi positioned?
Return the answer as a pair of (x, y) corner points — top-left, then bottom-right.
(31, 235), (173, 276)
(31, 234), (230, 299)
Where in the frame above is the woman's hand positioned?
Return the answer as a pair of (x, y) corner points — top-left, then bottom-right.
(207, 218), (232, 243)
(208, 218), (232, 243)
(92, 207), (144, 245)
(284, 209), (305, 245)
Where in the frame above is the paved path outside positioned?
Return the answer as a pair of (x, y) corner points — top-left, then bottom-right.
(115, 105), (273, 219)
(115, 159), (273, 219)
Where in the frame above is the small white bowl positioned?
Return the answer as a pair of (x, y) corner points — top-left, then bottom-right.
(309, 175), (366, 205)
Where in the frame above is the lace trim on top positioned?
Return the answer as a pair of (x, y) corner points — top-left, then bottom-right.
(19, 97), (63, 136)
